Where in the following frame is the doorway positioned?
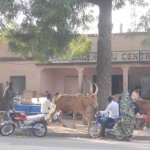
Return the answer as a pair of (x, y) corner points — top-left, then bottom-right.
(93, 75), (123, 95)
(112, 75), (123, 95)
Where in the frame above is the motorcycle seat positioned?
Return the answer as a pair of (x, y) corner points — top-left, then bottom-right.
(26, 114), (45, 121)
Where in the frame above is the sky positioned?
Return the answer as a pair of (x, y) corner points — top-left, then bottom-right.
(16, 2), (149, 34)
(81, 3), (149, 34)
(112, 6), (133, 33)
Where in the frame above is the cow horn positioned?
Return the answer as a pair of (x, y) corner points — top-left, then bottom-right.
(88, 80), (93, 94)
(93, 83), (98, 95)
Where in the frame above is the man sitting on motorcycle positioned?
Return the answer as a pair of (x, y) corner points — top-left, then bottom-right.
(99, 96), (119, 138)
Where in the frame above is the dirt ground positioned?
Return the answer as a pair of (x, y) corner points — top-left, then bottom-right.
(134, 129), (150, 137)
(0, 113), (149, 139)
(47, 117), (150, 139)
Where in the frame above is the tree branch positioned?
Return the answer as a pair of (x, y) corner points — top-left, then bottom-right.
(81, 0), (99, 5)
(87, 0), (99, 5)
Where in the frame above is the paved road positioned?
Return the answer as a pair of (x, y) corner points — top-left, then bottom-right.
(0, 135), (149, 150)
(0, 117), (149, 150)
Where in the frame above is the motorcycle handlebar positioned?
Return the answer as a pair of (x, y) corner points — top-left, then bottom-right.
(96, 111), (103, 116)
(9, 106), (15, 113)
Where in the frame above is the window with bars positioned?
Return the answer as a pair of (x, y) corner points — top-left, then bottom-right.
(10, 76), (26, 95)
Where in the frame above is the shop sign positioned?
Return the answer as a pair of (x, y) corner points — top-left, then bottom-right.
(140, 51), (150, 61)
(50, 53), (97, 63)
(49, 51), (150, 63)
(112, 51), (139, 62)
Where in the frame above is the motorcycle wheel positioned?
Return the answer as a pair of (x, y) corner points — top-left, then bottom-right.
(33, 122), (47, 137)
(88, 121), (101, 138)
(115, 135), (126, 141)
(0, 123), (15, 136)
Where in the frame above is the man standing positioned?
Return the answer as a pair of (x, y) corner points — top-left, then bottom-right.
(99, 96), (119, 138)
(3, 82), (16, 120)
(41, 91), (56, 116)
(131, 86), (141, 102)
(131, 86), (148, 129)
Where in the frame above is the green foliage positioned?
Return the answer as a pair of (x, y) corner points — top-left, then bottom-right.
(126, 1), (150, 48)
(70, 35), (92, 56)
(130, 9), (150, 32)
(53, 35), (92, 62)
(113, 0), (148, 10)
(0, 0), (93, 61)
(0, 0), (150, 61)
(141, 33), (150, 48)
(0, 0), (21, 19)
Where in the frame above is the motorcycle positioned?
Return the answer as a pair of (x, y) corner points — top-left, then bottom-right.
(88, 111), (128, 141)
(0, 107), (47, 137)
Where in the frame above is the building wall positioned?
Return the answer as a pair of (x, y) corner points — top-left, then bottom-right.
(88, 33), (149, 52)
(52, 68), (78, 94)
(0, 60), (41, 97)
(129, 67), (150, 90)
(40, 68), (54, 95)
(112, 34), (148, 51)
(0, 42), (15, 57)
(39, 67), (97, 95)
(1, 33), (150, 98)
(88, 35), (97, 52)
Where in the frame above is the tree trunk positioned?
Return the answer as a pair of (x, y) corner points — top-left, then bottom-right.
(97, 0), (112, 110)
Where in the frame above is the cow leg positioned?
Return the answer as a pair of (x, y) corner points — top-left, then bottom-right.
(72, 112), (77, 128)
(59, 111), (67, 127)
(47, 110), (66, 127)
(82, 112), (89, 126)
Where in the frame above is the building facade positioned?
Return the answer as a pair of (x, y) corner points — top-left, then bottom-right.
(0, 33), (150, 100)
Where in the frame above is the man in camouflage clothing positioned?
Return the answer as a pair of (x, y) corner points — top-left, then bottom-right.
(3, 82), (16, 120)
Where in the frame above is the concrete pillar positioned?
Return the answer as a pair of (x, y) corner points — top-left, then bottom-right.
(76, 68), (84, 93)
(121, 66), (129, 90)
